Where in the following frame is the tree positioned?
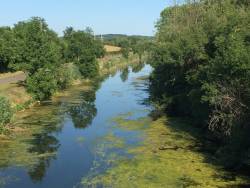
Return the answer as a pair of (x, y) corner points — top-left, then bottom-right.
(0, 27), (15, 72)
(63, 28), (104, 78)
(26, 67), (59, 100)
(150, 0), (250, 167)
(10, 17), (62, 75)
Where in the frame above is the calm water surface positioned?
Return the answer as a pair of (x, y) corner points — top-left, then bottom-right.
(0, 64), (152, 188)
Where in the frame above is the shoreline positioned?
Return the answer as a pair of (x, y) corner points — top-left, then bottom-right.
(0, 53), (142, 137)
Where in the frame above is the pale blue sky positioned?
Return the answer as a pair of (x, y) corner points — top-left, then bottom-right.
(0, 0), (171, 36)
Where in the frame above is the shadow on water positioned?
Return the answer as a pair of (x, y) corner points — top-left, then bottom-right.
(151, 115), (250, 187)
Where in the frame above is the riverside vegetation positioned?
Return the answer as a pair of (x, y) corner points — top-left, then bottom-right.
(0, 17), (149, 133)
(0, 0), (250, 187)
(149, 0), (250, 170)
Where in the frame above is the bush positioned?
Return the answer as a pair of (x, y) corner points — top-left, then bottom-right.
(0, 96), (13, 131)
(26, 67), (58, 101)
(56, 63), (81, 89)
(77, 55), (99, 78)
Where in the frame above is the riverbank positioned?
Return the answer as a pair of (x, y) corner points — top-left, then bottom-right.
(0, 53), (142, 136)
(0, 64), (249, 188)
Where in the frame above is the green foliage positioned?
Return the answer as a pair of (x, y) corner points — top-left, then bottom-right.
(26, 64), (81, 100)
(26, 68), (59, 100)
(78, 57), (99, 78)
(102, 34), (152, 47)
(102, 34), (153, 59)
(150, 0), (250, 167)
(0, 17), (105, 101)
(0, 96), (13, 131)
(94, 39), (105, 58)
(121, 46), (130, 59)
(57, 63), (81, 89)
(10, 17), (62, 75)
(0, 27), (15, 72)
(63, 27), (104, 77)
(14, 100), (33, 112)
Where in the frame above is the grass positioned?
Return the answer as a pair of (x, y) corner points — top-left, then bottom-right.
(104, 45), (121, 53)
(0, 71), (23, 79)
(0, 83), (32, 107)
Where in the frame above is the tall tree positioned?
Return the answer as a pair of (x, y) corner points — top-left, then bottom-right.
(0, 27), (15, 72)
(150, 0), (250, 167)
(10, 17), (62, 75)
(63, 28), (104, 78)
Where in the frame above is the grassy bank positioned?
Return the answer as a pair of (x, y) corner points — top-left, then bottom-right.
(0, 83), (32, 107)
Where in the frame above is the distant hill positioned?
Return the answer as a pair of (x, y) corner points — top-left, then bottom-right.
(95, 34), (153, 48)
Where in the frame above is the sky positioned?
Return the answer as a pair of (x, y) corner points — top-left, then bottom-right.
(0, 0), (170, 36)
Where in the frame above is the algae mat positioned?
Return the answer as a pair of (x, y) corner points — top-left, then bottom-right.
(82, 113), (249, 188)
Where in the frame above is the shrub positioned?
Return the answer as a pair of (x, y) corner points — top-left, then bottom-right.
(56, 63), (81, 90)
(77, 55), (99, 78)
(0, 96), (13, 131)
(26, 67), (58, 101)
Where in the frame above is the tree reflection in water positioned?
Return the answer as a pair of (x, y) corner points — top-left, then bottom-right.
(26, 89), (98, 182)
(67, 90), (97, 129)
(120, 67), (129, 82)
(132, 62), (145, 73)
(27, 119), (63, 183)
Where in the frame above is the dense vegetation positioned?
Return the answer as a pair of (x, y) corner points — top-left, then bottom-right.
(63, 27), (104, 78)
(0, 17), (105, 101)
(0, 17), (151, 131)
(0, 17), (105, 130)
(0, 96), (12, 132)
(150, 0), (250, 169)
(101, 34), (153, 60)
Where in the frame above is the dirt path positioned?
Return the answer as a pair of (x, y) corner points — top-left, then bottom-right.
(0, 72), (26, 84)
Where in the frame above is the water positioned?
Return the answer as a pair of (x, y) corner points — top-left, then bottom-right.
(0, 64), (152, 188)
(1, 64), (249, 188)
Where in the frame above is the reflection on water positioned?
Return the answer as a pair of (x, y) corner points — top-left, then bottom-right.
(67, 90), (97, 129)
(28, 131), (60, 183)
(120, 67), (129, 82)
(1, 63), (249, 187)
(0, 63), (149, 188)
(19, 86), (99, 183)
(131, 62), (145, 73)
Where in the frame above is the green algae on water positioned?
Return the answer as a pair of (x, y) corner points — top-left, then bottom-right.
(82, 115), (250, 188)
(109, 112), (151, 131)
(76, 136), (85, 144)
(82, 133), (129, 187)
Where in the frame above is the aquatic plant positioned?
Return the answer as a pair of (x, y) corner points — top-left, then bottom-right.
(82, 114), (250, 187)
